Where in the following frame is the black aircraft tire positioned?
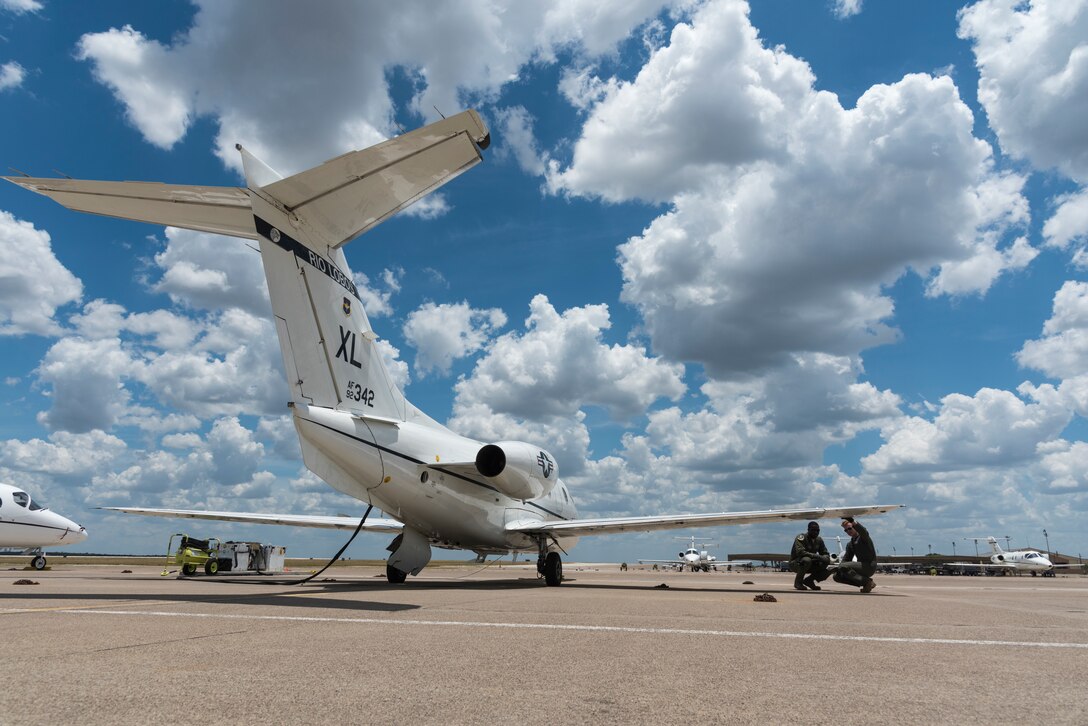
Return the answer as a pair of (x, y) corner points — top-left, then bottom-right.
(386, 565), (408, 584)
(31, 555), (46, 570)
(544, 551), (562, 586)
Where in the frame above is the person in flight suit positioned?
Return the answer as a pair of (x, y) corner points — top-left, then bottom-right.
(789, 521), (832, 590)
(832, 516), (877, 593)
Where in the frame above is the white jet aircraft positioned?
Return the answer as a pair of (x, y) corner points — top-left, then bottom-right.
(0, 483), (88, 569)
(639, 535), (755, 572)
(6, 110), (902, 586)
(954, 537), (1082, 576)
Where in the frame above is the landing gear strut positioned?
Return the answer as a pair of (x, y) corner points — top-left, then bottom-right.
(536, 539), (563, 586)
(31, 555), (46, 570)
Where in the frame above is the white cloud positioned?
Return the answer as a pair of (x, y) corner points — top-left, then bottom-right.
(35, 336), (137, 433)
(0, 0), (43, 14)
(832, 0), (863, 19)
(547, 1), (1029, 376)
(151, 228), (269, 315)
(352, 267), (401, 319)
(402, 301), (507, 377)
(861, 384), (1071, 478)
(76, 26), (193, 149)
(451, 294), (685, 421)
(75, 1), (680, 176)
(0, 61), (26, 91)
(958, 0), (1088, 181)
(1043, 188), (1088, 257)
(0, 210), (83, 336)
(0, 430), (127, 477)
(495, 106), (547, 176)
(1017, 280), (1088, 381)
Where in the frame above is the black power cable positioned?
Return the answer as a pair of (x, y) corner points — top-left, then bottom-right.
(289, 503), (374, 585)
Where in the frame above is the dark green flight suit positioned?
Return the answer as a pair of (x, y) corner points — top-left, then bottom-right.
(833, 521), (877, 589)
(789, 532), (831, 589)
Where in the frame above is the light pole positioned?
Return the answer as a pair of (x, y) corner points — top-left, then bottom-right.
(911, 546), (914, 558)
(1043, 529), (1050, 557)
(1005, 536), (1012, 550)
(952, 541), (956, 557)
(972, 539), (979, 558)
(928, 543), (932, 556)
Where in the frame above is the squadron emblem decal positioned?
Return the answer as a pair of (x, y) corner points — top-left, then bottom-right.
(343, 297), (351, 316)
(537, 450), (554, 478)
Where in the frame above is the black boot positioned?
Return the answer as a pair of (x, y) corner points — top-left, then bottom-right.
(802, 575), (820, 591)
(793, 572), (806, 590)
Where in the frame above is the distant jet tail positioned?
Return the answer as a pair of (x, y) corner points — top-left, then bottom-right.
(5, 111), (490, 424)
(987, 536), (1004, 556)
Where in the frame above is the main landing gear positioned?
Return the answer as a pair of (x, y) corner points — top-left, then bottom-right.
(31, 554), (47, 570)
(536, 539), (563, 586)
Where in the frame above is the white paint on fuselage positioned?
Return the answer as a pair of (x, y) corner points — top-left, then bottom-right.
(0, 483), (87, 549)
(291, 405), (578, 555)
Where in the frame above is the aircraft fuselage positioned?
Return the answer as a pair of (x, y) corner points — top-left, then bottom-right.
(291, 404), (579, 555)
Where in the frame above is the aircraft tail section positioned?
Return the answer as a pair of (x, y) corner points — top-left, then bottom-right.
(987, 536), (1004, 555)
(5, 110), (490, 421)
(243, 169), (406, 418)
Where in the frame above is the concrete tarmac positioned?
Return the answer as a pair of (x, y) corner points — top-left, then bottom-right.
(2, 563), (1086, 725)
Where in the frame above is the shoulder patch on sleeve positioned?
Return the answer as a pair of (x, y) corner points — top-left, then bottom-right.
(797, 534), (806, 541)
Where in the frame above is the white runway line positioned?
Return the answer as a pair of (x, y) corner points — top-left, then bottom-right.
(58, 609), (1088, 649)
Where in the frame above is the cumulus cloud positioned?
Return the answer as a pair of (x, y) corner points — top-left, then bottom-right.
(402, 301), (507, 377)
(35, 336), (137, 433)
(1017, 281), (1088, 381)
(958, 0), (1088, 181)
(75, 0), (680, 175)
(1043, 189), (1088, 259)
(0, 61), (26, 91)
(959, 0), (1088, 260)
(0, 430), (127, 477)
(151, 228), (269, 315)
(861, 384), (1071, 479)
(451, 294), (685, 421)
(0, 210), (83, 336)
(548, 0), (1029, 377)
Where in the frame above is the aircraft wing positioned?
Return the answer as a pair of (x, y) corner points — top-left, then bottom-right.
(3, 177), (255, 238)
(99, 506), (403, 533)
(508, 504), (903, 538)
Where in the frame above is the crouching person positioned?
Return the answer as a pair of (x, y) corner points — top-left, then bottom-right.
(789, 521), (832, 591)
(833, 517), (877, 593)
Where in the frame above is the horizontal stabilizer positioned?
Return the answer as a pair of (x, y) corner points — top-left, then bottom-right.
(3, 177), (255, 238)
(99, 506), (403, 533)
(507, 504), (903, 538)
(262, 109), (490, 248)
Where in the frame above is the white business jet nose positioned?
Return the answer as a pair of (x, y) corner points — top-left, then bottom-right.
(57, 515), (88, 544)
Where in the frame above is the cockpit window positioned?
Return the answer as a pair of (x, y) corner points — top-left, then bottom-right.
(1025, 552), (1039, 559)
(11, 491), (43, 510)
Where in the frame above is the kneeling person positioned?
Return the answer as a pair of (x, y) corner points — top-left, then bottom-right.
(833, 517), (877, 593)
(789, 521), (831, 590)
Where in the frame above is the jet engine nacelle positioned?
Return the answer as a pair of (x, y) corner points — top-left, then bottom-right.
(475, 441), (558, 500)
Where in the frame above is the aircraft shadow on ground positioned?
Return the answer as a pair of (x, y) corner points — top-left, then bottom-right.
(0, 586), (417, 612)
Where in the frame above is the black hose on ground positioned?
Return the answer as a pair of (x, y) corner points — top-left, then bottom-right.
(289, 503), (374, 585)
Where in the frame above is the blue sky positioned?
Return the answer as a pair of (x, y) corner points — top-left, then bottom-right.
(1, 0), (1086, 563)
